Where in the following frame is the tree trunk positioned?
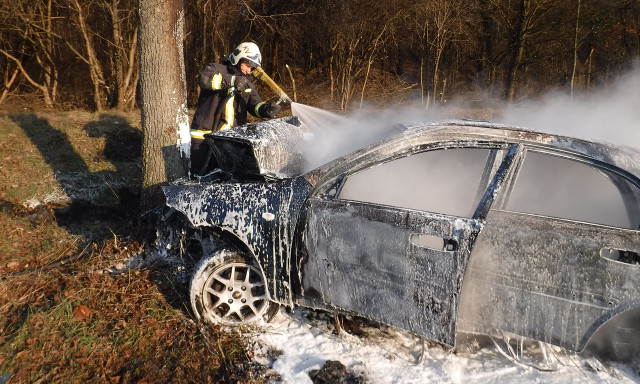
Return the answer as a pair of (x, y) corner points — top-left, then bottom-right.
(504, 0), (528, 102)
(111, 0), (124, 109)
(138, 0), (190, 208)
(570, 0), (581, 101)
(360, 26), (385, 108)
(420, 57), (425, 106)
(476, 0), (496, 90)
(586, 47), (594, 89)
(0, 62), (21, 105)
(109, 0), (139, 111)
(69, 0), (106, 111)
(432, 51), (441, 105)
(271, 37), (280, 77)
(121, 27), (139, 110)
(329, 40), (337, 102)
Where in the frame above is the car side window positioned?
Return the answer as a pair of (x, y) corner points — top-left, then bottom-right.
(506, 150), (640, 229)
(337, 148), (493, 217)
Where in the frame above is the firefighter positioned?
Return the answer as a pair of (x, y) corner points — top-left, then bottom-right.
(190, 42), (282, 176)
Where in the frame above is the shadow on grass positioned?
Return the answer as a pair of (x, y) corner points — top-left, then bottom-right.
(8, 112), (198, 319)
(8, 113), (142, 242)
(7, 113), (212, 342)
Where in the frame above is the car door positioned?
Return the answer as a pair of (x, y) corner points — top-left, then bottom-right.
(458, 147), (640, 352)
(297, 144), (516, 346)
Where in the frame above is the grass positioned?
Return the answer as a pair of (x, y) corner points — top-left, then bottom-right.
(0, 109), (269, 383)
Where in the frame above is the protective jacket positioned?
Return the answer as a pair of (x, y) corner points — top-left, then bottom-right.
(190, 63), (268, 138)
(190, 62), (269, 176)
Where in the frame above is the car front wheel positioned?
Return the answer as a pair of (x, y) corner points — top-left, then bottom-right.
(190, 248), (278, 325)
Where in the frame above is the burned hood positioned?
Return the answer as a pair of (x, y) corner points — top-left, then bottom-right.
(205, 116), (309, 180)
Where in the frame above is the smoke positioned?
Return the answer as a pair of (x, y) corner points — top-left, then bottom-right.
(291, 103), (395, 171)
(291, 102), (455, 172)
(292, 68), (640, 169)
(497, 69), (640, 150)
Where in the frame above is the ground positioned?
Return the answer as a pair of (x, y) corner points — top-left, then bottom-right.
(0, 108), (274, 383)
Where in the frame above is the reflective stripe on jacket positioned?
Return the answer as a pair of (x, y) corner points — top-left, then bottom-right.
(190, 63), (263, 138)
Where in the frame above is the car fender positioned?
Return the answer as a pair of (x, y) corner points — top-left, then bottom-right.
(582, 298), (640, 354)
(162, 177), (311, 305)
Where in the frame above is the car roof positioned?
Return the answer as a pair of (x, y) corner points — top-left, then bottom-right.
(304, 120), (640, 187)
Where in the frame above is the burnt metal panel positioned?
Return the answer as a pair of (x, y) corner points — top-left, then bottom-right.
(458, 210), (640, 352)
(300, 198), (482, 347)
(205, 116), (308, 179)
(162, 177), (311, 305)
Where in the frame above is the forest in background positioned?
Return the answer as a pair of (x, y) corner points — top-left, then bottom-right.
(1, 3), (640, 381)
(1, 0), (639, 112)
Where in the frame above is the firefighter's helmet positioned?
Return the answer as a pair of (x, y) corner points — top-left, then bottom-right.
(228, 42), (262, 68)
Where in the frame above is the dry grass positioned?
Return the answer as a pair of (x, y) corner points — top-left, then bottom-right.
(0, 237), (260, 383)
(0, 110), (269, 383)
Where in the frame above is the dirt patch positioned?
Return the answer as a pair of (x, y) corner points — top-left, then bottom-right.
(309, 360), (366, 384)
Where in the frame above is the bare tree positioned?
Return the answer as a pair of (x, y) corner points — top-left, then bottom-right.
(1, 0), (639, 110)
(0, 61), (20, 104)
(104, 0), (139, 110)
(0, 32), (26, 104)
(66, 0), (108, 111)
(360, 25), (387, 108)
(412, 0), (465, 108)
(0, 0), (60, 107)
(320, 0), (401, 111)
(138, 0), (190, 207)
(491, 0), (557, 101)
(64, 0), (138, 111)
(570, 0), (581, 100)
(331, 32), (362, 111)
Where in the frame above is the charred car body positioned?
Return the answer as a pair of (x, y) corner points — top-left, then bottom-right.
(161, 116), (640, 359)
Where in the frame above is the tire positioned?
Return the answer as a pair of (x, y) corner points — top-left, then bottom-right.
(190, 248), (279, 325)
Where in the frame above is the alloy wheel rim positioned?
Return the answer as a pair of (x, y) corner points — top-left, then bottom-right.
(201, 262), (269, 324)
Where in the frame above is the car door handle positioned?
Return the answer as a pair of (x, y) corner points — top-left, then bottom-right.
(410, 233), (458, 251)
(601, 247), (640, 265)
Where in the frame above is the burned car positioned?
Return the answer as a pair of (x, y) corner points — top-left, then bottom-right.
(161, 116), (640, 359)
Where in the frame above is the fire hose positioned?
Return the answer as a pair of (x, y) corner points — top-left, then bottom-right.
(251, 66), (293, 105)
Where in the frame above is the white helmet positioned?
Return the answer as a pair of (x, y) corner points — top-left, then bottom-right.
(228, 42), (262, 68)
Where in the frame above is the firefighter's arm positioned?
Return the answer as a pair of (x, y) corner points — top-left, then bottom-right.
(248, 87), (281, 119)
(253, 101), (282, 119)
(198, 63), (242, 91)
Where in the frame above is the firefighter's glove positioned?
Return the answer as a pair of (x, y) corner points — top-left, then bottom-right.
(261, 102), (281, 118)
(233, 76), (252, 93)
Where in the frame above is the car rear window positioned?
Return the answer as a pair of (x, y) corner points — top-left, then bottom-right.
(506, 150), (640, 229)
(338, 148), (493, 217)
